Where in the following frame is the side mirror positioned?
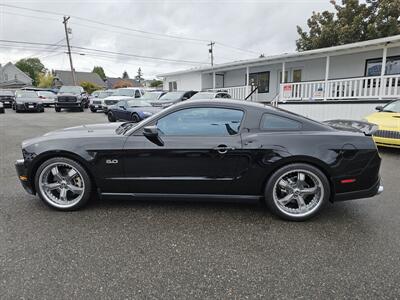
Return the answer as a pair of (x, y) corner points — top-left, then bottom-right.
(143, 125), (164, 146)
(182, 97), (188, 101)
(375, 105), (383, 111)
(119, 105), (126, 109)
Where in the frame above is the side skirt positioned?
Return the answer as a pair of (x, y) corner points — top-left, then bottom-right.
(100, 192), (263, 203)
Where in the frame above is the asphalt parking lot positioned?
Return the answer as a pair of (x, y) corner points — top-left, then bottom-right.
(1, 108), (400, 299)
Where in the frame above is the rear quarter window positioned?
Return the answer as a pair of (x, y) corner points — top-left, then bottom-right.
(260, 113), (302, 130)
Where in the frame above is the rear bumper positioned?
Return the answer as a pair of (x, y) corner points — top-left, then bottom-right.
(334, 178), (383, 202)
(15, 159), (35, 195)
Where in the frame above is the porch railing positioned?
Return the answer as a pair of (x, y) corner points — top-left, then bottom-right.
(280, 74), (400, 101)
(208, 85), (257, 101)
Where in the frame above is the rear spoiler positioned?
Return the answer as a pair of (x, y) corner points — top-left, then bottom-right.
(322, 119), (378, 136)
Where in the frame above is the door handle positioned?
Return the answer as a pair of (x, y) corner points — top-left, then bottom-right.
(213, 145), (235, 154)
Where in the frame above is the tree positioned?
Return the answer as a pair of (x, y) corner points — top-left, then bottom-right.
(122, 70), (129, 79)
(150, 80), (163, 88)
(135, 67), (143, 82)
(37, 72), (54, 88)
(80, 81), (102, 94)
(296, 0), (400, 51)
(15, 58), (46, 86)
(92, 66), (106, 80)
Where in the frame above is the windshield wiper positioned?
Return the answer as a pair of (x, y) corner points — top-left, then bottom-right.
(382, 110), (396, 113)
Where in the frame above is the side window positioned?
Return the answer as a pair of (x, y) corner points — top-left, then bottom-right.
(157, 107), (244, 136)
(215, 93), (222, 98)
(135, 90), (141, 98)
(261, 114), (302, 130)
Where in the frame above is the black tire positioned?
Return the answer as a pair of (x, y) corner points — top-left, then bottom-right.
(131, 113), (141, 123)
(90, 107), (97, 113)
(108, 111), (116, 122)
(55, 107), (61, 112)
(34, 157), (92, 211)
(264, 163), (330, 221)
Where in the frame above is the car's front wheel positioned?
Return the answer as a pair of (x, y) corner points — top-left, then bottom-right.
(34, 157), (91, 210)
(131, 113), (141, 123)
(264, 163), (330, 221)
(108, 111), (116, 122)
(55, 107), (61, 112)
(90, 107), (97, 113)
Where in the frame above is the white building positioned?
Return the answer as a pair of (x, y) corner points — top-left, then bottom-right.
(158, 35), (400, 121)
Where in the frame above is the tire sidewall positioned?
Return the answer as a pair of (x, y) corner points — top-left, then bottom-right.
(108, 112), (116, 122)
(34, 157), (92, 211)
(264, 163), (330, 221)
(131, 113), (140, 122)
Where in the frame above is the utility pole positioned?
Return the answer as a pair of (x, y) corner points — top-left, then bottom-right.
(63, 16), (76, 85)
(208, 41), (215, 67)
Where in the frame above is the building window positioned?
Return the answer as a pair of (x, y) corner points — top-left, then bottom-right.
(249, 72), (270, 93)
(293, 69), (302, 82)
(4, 74), (8, 81)
(168, 81), (177, 91)
(279, 71), (288, 83)
(365, 56), (400, 77)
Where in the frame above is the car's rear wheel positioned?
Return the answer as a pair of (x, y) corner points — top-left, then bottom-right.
(108, 111), (116, 122)
(131, 113), (141, 123)
(35, 157), (91, 210)
(55, 107), (61, 112)
(264, 163), (329, 221)
(90, 107), (97, 113)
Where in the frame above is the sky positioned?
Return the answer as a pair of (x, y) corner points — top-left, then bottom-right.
(0, 0), (333, 79)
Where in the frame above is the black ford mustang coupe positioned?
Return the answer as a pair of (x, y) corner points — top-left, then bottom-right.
(15, 100), (382, 221)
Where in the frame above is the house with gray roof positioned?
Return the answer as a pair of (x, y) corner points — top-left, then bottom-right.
(53, 70), (106, 88)
(104, 77), (143, 89)
(0, 62), (33, 88)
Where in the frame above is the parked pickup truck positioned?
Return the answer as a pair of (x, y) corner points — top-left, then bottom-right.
(55, 86), (88, 112)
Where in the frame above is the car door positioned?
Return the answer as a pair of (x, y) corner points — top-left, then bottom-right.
(121, 106), (246, 195)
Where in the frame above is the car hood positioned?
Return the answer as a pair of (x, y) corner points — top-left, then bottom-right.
(22, 123), (124, 147)
(57, 92), (80, 97)
(127, 106), (161, 113)
(365, 112), (400, 130)
(16, 98), (41, 103)
(104, 96), (131, 101)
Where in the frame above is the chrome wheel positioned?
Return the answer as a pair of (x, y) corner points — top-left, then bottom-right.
(38, 162), (85, 209)
(273, 169), (324, 218)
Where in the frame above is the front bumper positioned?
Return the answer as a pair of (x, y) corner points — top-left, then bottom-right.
(0, 100), (13, 108)
(15, 159), (35, 195)
(55, 102), (82, 108)
(334, 178), (383, 202)
(15, 103), (43, 111)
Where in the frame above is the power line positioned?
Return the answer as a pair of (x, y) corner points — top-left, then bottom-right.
(0, 3), (260, 55)
(0, 39), (208, 65)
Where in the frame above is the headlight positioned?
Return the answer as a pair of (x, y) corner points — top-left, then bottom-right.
(142, 111), (152, 115)
(161, 102), (172, 107)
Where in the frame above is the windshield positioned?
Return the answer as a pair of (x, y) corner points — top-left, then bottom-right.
(158, 92), (184, 102)
(112, 89), (136, 97)
(382, 100), (400, 113)
(190, 92), (215, 100)
(59, 86), (82, 94)
(98, 91), (113, 98)
(127, 100), (152, 107)
(16, 90), (38, 98)
(141, 92), (162, 101)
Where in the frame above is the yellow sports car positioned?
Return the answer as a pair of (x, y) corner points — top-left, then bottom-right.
(365, 100), (400, 148)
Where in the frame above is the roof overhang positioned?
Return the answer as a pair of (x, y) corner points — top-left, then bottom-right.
(158, 35), (400, 77)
